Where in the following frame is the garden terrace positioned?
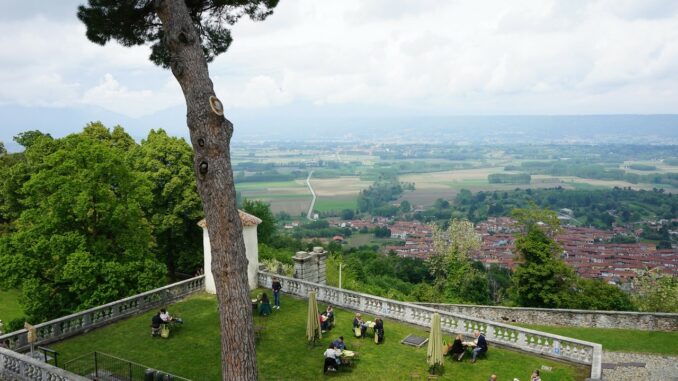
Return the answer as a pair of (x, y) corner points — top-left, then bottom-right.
(48, 292), (587, 381)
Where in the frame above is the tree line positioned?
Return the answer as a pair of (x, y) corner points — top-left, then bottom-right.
(411, 187), (677, 230)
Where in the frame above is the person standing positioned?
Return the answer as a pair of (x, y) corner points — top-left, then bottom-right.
(272, 277), (282, 309)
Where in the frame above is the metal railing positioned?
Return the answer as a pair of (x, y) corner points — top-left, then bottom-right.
(0, 276), (205, 353)
(258, 271), (603, 380)
(0, 346), (89, 381)
(63, 352), (191, 381)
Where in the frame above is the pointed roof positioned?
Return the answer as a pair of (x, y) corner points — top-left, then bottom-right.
(197, 210), (262, 228)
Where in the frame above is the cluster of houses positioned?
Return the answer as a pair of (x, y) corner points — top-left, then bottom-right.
(333, 216), (677, 286)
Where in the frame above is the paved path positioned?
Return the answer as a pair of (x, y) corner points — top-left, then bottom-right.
(305, 171), (316, 220)
(601, 351), (678, 380)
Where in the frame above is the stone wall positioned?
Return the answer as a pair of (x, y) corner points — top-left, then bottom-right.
(0, 346), (89, 381)
(416, 303), (678, 331)
(0, 276), (205, 352)
(293, 246), (327, 284)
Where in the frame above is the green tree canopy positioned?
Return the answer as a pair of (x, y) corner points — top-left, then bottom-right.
(0, 125), (165, 321)
(509, 208), (576, 308)
(242, 199), (277, 245)
(130, 129), (203, 278)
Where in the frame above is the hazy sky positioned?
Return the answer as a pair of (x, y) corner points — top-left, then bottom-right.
(1, 0), (678, 146)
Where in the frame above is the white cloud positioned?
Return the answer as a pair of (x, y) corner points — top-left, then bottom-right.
(82, 74), (182, 117)
(1, 0), (678, 116)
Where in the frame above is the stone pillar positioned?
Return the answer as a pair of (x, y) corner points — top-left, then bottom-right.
(293, 247), (328, 284)
(293, 251), (311, 281)
(313, 246), (327, 285)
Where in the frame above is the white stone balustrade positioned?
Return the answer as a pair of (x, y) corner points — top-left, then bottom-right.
(0, 276), (205, 353)
(258, 271), (602, 380)
(1, 346), (90, 381)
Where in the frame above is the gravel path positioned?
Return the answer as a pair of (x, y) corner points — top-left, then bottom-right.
(601, 351), (678, 381)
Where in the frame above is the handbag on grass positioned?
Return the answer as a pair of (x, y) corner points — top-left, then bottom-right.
(161, 325), (170, 338)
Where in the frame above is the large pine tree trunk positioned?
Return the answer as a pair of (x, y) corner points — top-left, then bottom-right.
(156, 1), (257, 379)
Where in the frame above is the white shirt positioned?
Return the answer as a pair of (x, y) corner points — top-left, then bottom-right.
(324, 349), (339, 359)
(160, 311), (171, 322)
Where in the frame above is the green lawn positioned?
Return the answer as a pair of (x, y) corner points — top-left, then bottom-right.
(314, 197), (357, 212)
(235, 181), (307, 191)
(51, 292), (585, 380)
(0, 289), (23, 323)
(515, 324), (678, 356)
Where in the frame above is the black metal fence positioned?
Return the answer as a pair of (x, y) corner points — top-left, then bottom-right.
(63, 351), (191, 381)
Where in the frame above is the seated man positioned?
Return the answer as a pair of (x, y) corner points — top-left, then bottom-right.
(332, 336), (346, 351)
(471, 330), (488, 363)
(160, 308), (183, 325)
(323, 343), (341, 372)
(151, 312), (163, 336)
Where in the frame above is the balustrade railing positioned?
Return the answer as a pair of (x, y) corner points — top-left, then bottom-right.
(0, 346), (89, 381)
(0, 276), (205, 353)
(259, 271), (602, 379)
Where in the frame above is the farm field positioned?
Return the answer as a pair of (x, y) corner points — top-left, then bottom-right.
(311, 176), (372, 196)
(397, 167), (678, 207)
(236, 180), (311, 215)
(314, 197), (357, 212)
(620, 161), (678, 174)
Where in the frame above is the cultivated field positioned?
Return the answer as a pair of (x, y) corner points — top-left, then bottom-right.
(236, 180), (311, 215)
(399, 167), (678, 207)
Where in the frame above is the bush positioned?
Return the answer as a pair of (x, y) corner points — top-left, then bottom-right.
(7, 317), (27, 333)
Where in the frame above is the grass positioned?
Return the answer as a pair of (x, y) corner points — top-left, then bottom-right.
(235, 180), (307, 191)
(314, 197), (357, 212)
(515, 324), (678, 356)
(0, 289), (23, 323)
(51, 292), (586, 381)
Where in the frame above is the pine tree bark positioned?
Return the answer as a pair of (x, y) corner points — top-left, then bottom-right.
(156, 1), (257, 379)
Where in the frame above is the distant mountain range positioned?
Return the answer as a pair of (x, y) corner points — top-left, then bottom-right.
(1, 102), (677, 151)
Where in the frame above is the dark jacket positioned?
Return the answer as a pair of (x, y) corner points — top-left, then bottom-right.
(151, 314), (163, 328)
(451, 339), (464, 354)
(272, 281), (281, 292)
(477, 334), (488, 352)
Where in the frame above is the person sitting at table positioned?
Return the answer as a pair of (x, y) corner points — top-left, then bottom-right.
(332, 336), (346, 350)
(160, 308), (183, 325)
(259, 293), (272, 316)
(373, 318), (385, 344)
(450, 334), (465, 361)
(530, 369), (541, 381)
(151, 311), (164, 336)
(353, 313), (367, 338)
(320, 312), (330, 332)
(471, 330), (488, 363)
(323, 343), (341, 372)
(325, 305), (335, 327)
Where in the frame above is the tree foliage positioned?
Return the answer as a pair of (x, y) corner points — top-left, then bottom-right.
(242, 199), (277, 245)
(0, 124), (166, 321)
(427, 219), (485, 303)
(632, 270), (678, 313)
(130, 129), (203, 278)
(78, 0), (278, 68)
